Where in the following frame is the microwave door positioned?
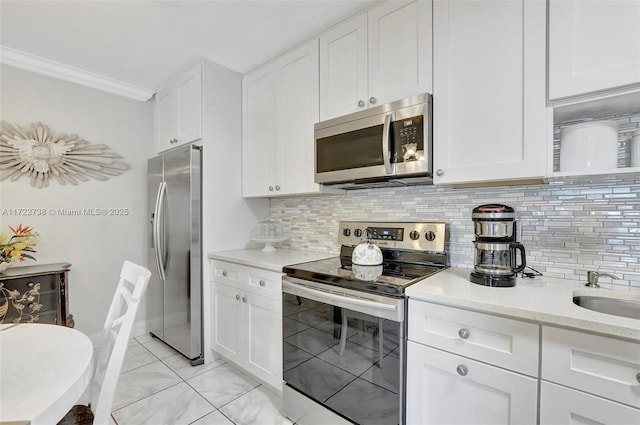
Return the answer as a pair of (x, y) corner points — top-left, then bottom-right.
(314, 112), (395, 184)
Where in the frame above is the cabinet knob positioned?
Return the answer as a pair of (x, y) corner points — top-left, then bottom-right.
(357, 100), (365, 108)
(169, 138), (178, 144)
(369, 96), (377, 104)
(259, 280), (266, 287)
(235, 294), (241, 301)
(458, 328), (470, 339)
(269, 186), (274, 191)
(436, 169), (444, 177)
(636, 372), (640, 384)
(275, 185), (280, 191)
(222, 271), (228, 277)
(456, 364), (468, 376)
(242, 296), (247, 303)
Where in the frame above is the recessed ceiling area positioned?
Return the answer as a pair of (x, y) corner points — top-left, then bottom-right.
(0, 0), (376, 96)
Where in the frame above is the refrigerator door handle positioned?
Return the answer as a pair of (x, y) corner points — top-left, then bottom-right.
(154, 181), (168, 281)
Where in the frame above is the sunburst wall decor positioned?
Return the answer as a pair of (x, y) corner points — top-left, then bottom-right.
(0, 121), (130, 187)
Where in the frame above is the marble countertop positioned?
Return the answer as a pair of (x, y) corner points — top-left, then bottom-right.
(406, 268), (640, 341)
(208, 248), (335, 273)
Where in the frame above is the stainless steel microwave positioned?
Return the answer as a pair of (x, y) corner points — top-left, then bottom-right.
(314, 93), (432, 188)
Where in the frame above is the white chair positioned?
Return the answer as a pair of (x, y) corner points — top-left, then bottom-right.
(58, 260), (151, 425)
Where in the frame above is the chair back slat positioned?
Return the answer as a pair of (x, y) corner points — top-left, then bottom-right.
(87, 260), (151, 425)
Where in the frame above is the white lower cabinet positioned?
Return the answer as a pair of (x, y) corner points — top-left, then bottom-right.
(540, 325), (640, 423)
(540, 381), (640, 425)
(210, 260), (283, 392)
(406, 300), (540, 424)
(407, 341), (538, 424)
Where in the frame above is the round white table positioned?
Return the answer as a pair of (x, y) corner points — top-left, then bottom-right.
(0, 323), (94, 425)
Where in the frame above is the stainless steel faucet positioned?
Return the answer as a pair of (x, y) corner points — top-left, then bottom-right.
(586, 271), (620, 288)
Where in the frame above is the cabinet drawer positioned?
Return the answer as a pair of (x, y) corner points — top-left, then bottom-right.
(3, 275), (58, 293)
(542, 326), (640, 408)
(244, 267), (282, 300)
(211, 261), (243, 286)
(408, 300), (539, 376)
(540, 381), (639, 425)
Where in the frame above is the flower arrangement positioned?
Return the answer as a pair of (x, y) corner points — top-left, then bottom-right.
(0, 224), (38, 266)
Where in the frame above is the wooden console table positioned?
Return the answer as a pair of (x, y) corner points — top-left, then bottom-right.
(0, 263), (73, 327)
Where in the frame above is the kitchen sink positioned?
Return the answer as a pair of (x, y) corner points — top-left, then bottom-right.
(573, 295), (640, 320)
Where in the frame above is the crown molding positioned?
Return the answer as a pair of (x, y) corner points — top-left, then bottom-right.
(0, 46), (155, 102)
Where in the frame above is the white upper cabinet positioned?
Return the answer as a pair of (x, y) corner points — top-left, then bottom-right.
(242, 65), (278, 197)
(319, 13), (368, 121)
(432, 0), (548, 185)
(548, 0), (640, 102)
(243, 39), (330, 198)
(319, 0), (432, 121)
(155, 63), (202, 153)
(277, 40), (323, 196)
(368, 0), (432, 107)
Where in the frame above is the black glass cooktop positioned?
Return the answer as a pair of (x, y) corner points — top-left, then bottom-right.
(283, 256), (445, 297)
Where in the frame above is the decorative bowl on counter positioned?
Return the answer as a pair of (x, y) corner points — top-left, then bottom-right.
(250, 221), (287, 252)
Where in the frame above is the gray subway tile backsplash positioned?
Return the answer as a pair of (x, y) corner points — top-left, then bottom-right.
(270, 172), (640, 288)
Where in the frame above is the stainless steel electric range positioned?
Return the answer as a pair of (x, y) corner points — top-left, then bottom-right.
(282, 221), (448, 425)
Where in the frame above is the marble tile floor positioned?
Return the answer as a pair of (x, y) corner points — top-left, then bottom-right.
(104, 334), (293, 425)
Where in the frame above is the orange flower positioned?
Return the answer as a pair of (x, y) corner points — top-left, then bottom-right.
(9, 224), (34, 235)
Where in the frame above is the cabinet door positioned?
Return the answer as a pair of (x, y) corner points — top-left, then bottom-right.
(211, 283), (242, 362)
(176, 64), (203, 145)
(319, 12), (368, 120)
(407, 341), (538, 425)
(549, 0), (640, 100)
(242, 64), (278, 197)
(540, 381), (640, 425)
(276, 39), (322, 196)
(368, 0), (432, 106)
(155, 87), (179, 153)
(155, 64), (203, 153)
(432, 0), (547, 185)
(244, 292), (283, 391)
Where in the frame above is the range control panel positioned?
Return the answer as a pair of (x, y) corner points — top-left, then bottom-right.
(338, 221), (447, 252)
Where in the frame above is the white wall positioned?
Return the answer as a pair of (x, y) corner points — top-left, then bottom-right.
(0, 64), (154, 341)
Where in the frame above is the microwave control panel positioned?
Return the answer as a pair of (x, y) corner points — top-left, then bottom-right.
(393, 115), (424, 162)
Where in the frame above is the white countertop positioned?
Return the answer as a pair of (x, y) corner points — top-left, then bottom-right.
(406, 268), (640, 341)
(208, 248), (335, 273)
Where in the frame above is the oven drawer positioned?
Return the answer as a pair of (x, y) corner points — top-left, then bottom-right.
(408, 300), (539, 376)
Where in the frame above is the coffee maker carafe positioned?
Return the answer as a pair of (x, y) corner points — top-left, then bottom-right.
(470, 204), (526, 287)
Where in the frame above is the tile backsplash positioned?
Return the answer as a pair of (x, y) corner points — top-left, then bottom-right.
(270, 173), (640, 287)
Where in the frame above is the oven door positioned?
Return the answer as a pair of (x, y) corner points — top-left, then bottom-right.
(282, 277), (405, 425)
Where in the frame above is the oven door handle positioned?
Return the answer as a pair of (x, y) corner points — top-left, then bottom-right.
(282, 277), (402, 320)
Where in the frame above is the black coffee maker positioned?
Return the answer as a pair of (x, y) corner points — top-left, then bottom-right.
(470, 204), (526, 287)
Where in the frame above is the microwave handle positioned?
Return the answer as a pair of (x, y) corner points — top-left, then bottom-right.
(382, 113), (393, 174)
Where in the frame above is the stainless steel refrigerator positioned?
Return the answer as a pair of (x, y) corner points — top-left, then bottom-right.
(147, 143), (203, 365)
